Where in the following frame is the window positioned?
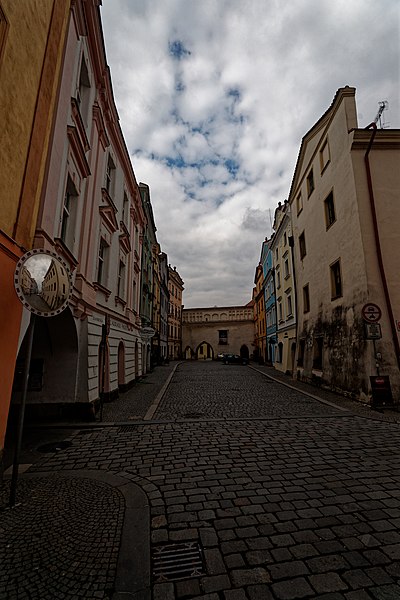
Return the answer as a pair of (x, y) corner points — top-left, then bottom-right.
(77, 56), (91, 124)
(330, 259), (342, 299)
(284, 258), (290, 279)
(299, 231), (306, 260)
(61, 175), (78, 249)
(307, 168), (315, 197)
(296, 193), (303, 215)
(278, 301), (283, 322)
(276, 270), (281, 289)
(313, 337), (323, 370)
(284, 232), (287, 246)
(320, 139), (330, 173)
(303, 284), (310, 313)
(287, 294), (293, 317)
(97, 238), (109, 286)
(105, 155), (115, 197)
(275, 248), (278, 261)
(324, 191), (336, 228)
(122, 193), (129, 226)
(117, 259), (126, 299)
(297, 339), (305, 367)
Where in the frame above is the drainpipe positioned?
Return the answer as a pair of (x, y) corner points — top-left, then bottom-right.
(288, 234), (298, 378)
(364, 123), (400, 372)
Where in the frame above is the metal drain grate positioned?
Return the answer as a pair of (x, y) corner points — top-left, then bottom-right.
(37, 440), (73, 453)
(118, 425), (138, 433)
(152, 542), (205, 582)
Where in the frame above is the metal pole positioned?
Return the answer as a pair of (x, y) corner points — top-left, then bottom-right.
(9, 314), (36, 508)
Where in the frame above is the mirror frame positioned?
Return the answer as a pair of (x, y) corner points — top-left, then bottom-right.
(14, 249), (73, 317)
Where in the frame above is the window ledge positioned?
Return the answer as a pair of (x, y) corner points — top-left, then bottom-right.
(93, 282), (111, 298)
(115, 295), (127, 308)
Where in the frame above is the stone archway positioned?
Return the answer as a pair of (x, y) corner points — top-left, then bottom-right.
(9, 308), (79, 422)
(184, 346), (194, 360)
(196, 341), (214, 360)
(240, 344), (249, 359)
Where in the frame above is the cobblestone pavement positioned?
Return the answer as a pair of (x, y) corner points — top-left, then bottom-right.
(101, 362), (178, 422)
(155, 362), (344, 420)
(2, 361), (400, 599)
(0, 476), (123, 599)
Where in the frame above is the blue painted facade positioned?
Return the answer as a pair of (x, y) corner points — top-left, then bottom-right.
(261, 237), (277, 364)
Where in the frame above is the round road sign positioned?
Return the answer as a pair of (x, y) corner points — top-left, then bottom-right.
(362, 303), (382, 323)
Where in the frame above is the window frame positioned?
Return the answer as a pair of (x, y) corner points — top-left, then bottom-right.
(299, 231), (306, 260)
(330, 259), (342, 300)
(303, 284), (310, 313)
(306, 168), (315, 197)
(324, 190), (336, 229)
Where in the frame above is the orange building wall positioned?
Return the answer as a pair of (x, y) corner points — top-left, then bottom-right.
(0, 1), (70, 457)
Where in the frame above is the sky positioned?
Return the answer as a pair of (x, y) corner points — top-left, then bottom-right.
(100, 0), (399, 308)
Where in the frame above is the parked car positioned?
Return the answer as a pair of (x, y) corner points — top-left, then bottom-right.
(222, 353), (248, 365)
(216, 352), (225, 361)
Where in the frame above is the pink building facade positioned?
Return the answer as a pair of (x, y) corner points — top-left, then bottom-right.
(12, 1), (147, 419)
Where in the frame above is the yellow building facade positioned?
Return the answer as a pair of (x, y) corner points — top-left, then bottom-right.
(253, 264), (266, 362)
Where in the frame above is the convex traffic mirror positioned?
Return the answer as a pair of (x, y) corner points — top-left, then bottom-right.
(14, 249), (72, 317)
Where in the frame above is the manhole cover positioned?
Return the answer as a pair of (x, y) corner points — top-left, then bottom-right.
(152, 542), (205, 582)
(37, 440), (73, 453)
(183, 413), (205, 419)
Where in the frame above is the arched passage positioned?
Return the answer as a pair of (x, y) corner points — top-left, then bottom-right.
(240, 345), (249, 359)
(196, 341), (214, 360)
(184, 346), (194, 360)
(9, 308), (79, 423)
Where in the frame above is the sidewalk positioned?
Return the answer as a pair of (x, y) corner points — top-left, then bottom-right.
(1, 363), (180, 600)
(250, 363), (400, 424)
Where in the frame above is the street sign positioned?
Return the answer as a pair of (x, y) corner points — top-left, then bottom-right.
(365, 323), (382, 340)
(362, 303), (382, 323)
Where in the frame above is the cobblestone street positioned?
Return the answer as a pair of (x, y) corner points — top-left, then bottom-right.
(1, 362), (400, 599)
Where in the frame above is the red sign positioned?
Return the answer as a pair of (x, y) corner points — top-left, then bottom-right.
(362, 303), (382, 323)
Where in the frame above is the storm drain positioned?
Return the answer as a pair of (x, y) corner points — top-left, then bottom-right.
(118, 425), (139, 433)
(37, 440), (73, 453)
(152, 542), (205, 582)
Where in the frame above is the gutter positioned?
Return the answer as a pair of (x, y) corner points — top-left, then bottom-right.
(364, 123), (400, 372)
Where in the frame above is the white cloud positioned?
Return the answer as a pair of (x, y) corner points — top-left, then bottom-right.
(101, 0), (399, 307)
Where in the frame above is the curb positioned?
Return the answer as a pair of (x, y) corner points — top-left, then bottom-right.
(15, 470), (151, 600)
(144, 361), (182, 420)
(248, 365), (350, 412)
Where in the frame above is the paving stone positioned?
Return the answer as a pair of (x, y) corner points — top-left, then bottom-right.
(175, 578), (201, 598)
(342, 569), (374, 589)
(307, 554), (349, 573)
(370, 584), (400, 599)
(225, 554), (245, 569)
(223, 590), (247, 600)
(272, 577), (314, 599)
(230, 568), (270, 586)
(204, 548), (226, 575)
(269, 560), (309, 580)
(247, 584), (275, 599)
(309, 572), (348, 593)
(201, 574), (231, 593)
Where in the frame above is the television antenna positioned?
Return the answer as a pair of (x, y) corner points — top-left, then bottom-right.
(374, 100), (389, 129)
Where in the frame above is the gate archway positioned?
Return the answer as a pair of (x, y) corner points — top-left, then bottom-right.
(196, 341), (214, 360)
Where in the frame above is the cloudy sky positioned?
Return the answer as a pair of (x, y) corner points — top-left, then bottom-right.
(100, 0), (399, 308)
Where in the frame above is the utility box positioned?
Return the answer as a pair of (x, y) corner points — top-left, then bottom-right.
(370, 376), (393, 409)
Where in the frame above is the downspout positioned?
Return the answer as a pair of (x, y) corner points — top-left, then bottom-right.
(364, 123), (400, 372)
(288, 233), (298, 378)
